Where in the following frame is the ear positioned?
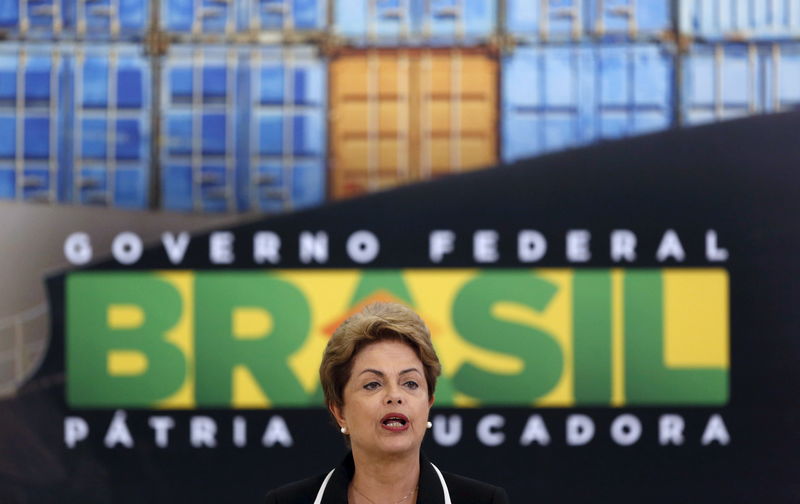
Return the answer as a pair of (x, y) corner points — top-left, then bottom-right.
(329, 402), (346, 428)
(428, 394), (435, 408)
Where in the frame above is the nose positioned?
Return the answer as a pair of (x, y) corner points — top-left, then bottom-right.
(385, 385), (403, 405)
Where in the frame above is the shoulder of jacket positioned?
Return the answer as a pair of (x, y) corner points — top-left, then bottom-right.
(265, 472), (328, 504)
(440, 471), (507, 502)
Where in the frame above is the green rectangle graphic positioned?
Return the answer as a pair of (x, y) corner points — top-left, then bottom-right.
(66, 269), (729, 408)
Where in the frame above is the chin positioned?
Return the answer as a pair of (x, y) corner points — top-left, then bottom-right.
(376, 436), (421, 455)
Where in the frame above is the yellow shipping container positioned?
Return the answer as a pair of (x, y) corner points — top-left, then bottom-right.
(329, 48), (498, 199)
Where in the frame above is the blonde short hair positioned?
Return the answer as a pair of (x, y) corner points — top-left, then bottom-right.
(320, 302), (441, 415)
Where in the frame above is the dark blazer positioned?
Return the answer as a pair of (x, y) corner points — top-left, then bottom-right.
(265, 452), (509, 504)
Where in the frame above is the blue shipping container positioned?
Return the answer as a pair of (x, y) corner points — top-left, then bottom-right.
(506, 0), (671, 42)
(0, 44), (67, 202)
(334, 0), (496, 45)
(0, 0), (146, 40)
(682, 43), (800, 125)
(66, 0), (148, 40)
(680, 0), (800, 41)
(0, 0), (66, 39)
(161, 46), (242, 212)
(244, 45), (326, 213)
(502, 43), (674, 162)
(161, 44), (326, 213)
(246, 0), (327, 32)
(70, 45), (150, 208)
(163, 0), (328, 35)
(162, 0), (246, 35)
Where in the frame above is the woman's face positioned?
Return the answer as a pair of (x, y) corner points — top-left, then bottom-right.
(332, 340), (434, 458)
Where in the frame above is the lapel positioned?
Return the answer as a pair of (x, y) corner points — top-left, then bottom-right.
(319, 452), (353, 504)
(417, 453), (446, 504)
(320, 451), (446, 504)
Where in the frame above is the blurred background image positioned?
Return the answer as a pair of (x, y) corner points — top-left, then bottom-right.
(1, 1), (800, 502)
(1, 0), (798, 214)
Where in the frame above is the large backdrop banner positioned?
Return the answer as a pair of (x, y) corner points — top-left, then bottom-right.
(3, 112), (800, 502)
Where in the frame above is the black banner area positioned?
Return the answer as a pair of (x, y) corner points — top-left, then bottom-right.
(3, 112), (800, 502)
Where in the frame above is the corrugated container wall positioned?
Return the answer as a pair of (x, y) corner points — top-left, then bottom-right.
(70, 44), (150, 208)
(329, 48), (497, 199)
(244, 46), (326, 213)
(680, 0), (800, 41)
(6, 0), (800, 213)
(161, 46), (242, 212)
(333, 0), (496, 46)
(506, 0), (672, 42)
(0, 0), (67, 39)
(0, 0), (148, 40)
(161, 44), (327, 213)
(161, 0), (327, 38)
(161, 0), (247, 36)
(0, 44), (68, 202)
(67, 0), (149, 40)
(502, 44), (675, 162)
(246, 0), (328, 34)
(682, 43), (800, 125)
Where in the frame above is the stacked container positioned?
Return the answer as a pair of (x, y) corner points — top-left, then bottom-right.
(0, 0), (66, 39)
(0, 0), (151, 207)
(329, 47), (497, 198)
(679, 1), (800, 125)
(2, 0), (800, 212)
(71, 45), (151, 207)
(69, 0), (149, 40)
(244, 46), (326, 213)
(0, 44), (68, 202)
(333, 0), (497, 46)
(0, 0), (149, 39)
(328, 0), (498, 199)
(159, 0), (328, 212)
(502, 0), (675, 162)
(161, 45), (242, 212)
(679, 0), (800, 41)
(506, 0), (672, 43)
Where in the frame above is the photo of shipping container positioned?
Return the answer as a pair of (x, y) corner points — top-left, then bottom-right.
(161, 0), (247, 36)
(0, 0), (147, 40)
(680, 0), (800, 41)
(329, 47), (497, 200)
(505, 0), (671, 43)
(245, 46), (326, 213)
(0, 0), (66, 40)
(0, 44), (68, 202)
(682, 43), (800, 125)
(246, 0), (328, 37)
(502, 43), (674, 163)
(333, 0), (496, 46)
(65, 0), (148, 40)
(70, 45), (150, 208)
(161, 45), (242, 212)
(162, 0), (329, 38)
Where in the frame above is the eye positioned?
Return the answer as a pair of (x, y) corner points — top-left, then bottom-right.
(363, 381), (380, 391)
(404, 380), (419, 390)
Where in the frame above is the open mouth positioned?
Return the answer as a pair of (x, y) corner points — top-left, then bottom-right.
(381, 413), (409, 430)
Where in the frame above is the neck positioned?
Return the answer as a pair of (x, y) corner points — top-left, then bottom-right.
(350, 448), (420, 503)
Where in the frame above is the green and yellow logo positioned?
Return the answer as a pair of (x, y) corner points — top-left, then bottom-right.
(66, 269), (728, 409)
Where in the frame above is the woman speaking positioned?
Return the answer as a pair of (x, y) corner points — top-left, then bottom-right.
(265, 302), (509, 503)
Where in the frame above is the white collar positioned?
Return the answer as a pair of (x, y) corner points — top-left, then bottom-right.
(313, 462), (452, 504)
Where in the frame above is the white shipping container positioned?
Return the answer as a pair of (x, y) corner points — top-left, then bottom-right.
(682, 42), (800, 125)
(503, 43), (675, 162)
(680, 0), (800, 41)
(506, 0), (672, 43)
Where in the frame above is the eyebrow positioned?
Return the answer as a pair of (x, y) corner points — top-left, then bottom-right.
(358, 368), (422, 377)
